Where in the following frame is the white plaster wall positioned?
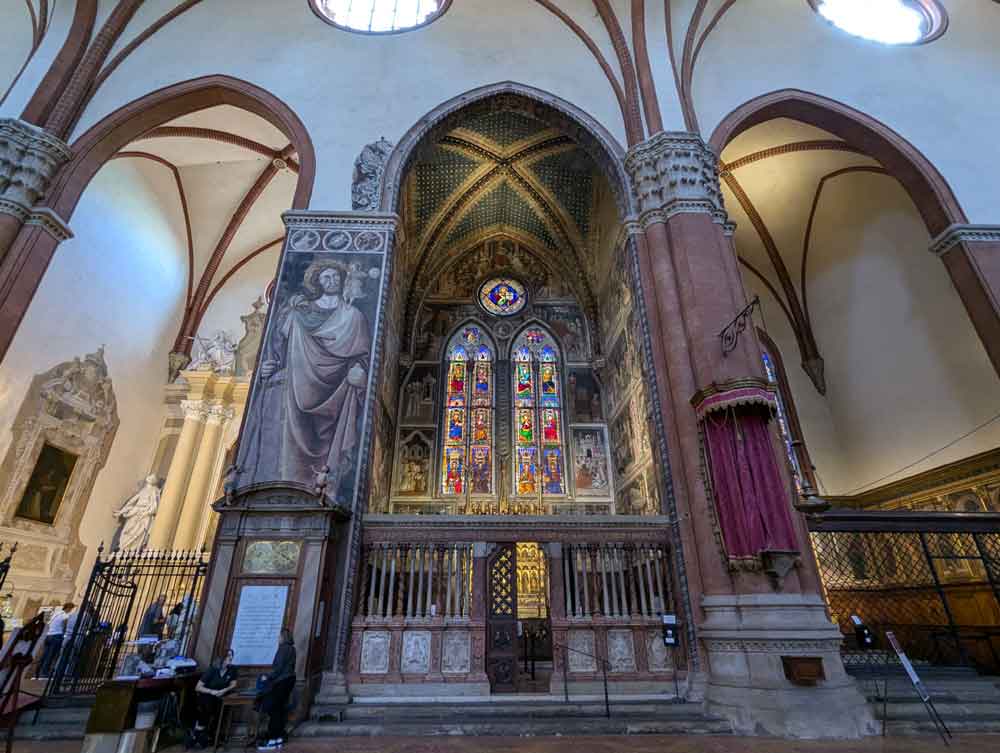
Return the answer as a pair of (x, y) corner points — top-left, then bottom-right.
(0, 159), (187, 589)
(740, 168), (1000, 495)
(697, 0), (1000, 222)
(805, 171), (1000, 493)
(72, 0), (629, 209)
(0, 0), (35, 103)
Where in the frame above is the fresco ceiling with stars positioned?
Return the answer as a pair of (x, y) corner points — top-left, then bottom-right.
(402, 108), (607, 285)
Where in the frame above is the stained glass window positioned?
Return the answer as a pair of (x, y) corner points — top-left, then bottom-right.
(762, 351), (804, 493)
(441, 326), (494, 498)
(511, 327), (566, 498)
(478, 278), (527, 317)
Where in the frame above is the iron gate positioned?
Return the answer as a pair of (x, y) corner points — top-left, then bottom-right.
(809, 510), (1000, 673)
(42, 546), (208, 698)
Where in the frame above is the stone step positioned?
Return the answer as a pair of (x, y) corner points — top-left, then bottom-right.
(321, 699), (694, 723)
(295, 714), (732, 738)
(12, 699), (93, 740)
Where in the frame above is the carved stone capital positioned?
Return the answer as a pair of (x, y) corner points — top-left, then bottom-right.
(0, 118), (71, 211)
(179, 399), (208, 422)
(624, 131), (726, 227)
(929, 223), (1000, 256)
(352, 137), (394, 211)
(205, 403), (235, 425)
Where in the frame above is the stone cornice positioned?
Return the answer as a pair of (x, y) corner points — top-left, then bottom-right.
(282, 209), (401, 232)
(929, 223), (1000, 256)
(0, 200), (73, 241)
(624, 131), (727, 227)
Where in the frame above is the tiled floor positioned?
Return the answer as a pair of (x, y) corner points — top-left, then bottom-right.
(14, 736), (997, 753)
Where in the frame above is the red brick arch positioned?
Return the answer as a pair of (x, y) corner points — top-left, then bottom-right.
(0, 74), (315, 361)
(708, 88), (966, 237)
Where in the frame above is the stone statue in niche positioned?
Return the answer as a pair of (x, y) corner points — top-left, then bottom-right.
(111, 475), (160, 551)
(239, 254), (382, 503)
(189, 330), (237, 374)
(235, 297), (268, 376)
(403, 371), (437, 423)
(352, 137), (393, 211)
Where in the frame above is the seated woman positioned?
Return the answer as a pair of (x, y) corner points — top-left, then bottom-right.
(194, 649), (238, 739)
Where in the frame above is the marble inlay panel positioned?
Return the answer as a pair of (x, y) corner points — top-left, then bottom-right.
(567, 630), (597, 673)
(441, 630), (471, 674)
(607, 629), (636, 673)
(646, 628), (673, 672)
(360, 630), (390, 674)
(401, 629), (432, 674)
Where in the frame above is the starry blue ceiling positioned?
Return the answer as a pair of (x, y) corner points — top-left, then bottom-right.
(406, 108), (599, 255)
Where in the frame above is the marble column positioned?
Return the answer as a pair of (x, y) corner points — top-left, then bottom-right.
(625, 132), (875, 738)
(148, 399), (205, 550)
(172, 403), (232, 551)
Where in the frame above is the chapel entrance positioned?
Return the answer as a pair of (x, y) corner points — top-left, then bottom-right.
(486, 542), (551, 693)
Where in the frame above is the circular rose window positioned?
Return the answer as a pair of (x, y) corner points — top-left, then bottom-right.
(808, 0), (947, 45)
(312, 0), (450, 34)
(478, 278), (527, 317)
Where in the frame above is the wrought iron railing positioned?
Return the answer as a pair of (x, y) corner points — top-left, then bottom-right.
(40, 546), (208, 700)
(808, 510), (1000, 673)
(0, 544), (15, 594)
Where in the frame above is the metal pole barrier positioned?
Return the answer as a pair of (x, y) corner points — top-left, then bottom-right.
(563, 645), (569, 703)
(602, 659), (610, 719)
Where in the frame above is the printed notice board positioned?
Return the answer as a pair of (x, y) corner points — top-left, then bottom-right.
(230, 584), (289, 666)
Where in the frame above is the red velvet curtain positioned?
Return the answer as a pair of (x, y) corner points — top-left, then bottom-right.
(704, 407), (798, 558)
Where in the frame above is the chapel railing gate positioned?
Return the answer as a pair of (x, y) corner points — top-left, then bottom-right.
(39, 546), (208, 701)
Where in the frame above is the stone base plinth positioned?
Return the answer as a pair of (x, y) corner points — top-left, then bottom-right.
(701, 593), (878, 739)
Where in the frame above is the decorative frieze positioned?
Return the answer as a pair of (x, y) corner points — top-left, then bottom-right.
(929, 223), (1000, 256)
(624, 131), (727, 228)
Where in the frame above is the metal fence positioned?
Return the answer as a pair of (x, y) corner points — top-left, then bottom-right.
(808, 511), (1000, 673)
(42, 547), (208, 699)
(0, 543), (15, 593)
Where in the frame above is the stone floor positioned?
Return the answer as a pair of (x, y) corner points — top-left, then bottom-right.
(15, 736), (997, 753)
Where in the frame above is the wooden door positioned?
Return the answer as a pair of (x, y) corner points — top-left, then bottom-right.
(486, 543), (518, 693)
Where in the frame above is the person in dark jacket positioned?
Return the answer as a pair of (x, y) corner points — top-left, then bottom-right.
(257, 628), (295, 749)
(194, 649), (239, 741)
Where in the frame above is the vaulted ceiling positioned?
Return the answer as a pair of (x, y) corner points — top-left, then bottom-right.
(404, 109), (597, 257)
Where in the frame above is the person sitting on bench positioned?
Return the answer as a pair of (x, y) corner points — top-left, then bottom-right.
(194, 649), (238, 741)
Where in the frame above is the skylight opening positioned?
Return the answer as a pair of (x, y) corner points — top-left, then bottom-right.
(314, 0), (447, 33)
(811, 0), (946, 45)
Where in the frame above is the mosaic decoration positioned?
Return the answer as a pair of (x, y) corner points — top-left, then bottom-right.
(478, 277), (527, 317)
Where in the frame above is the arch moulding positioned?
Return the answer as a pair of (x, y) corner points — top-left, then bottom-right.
(708, 88), (966, 237)
(378, 80), (637, 219)
(0, 75), (315, 363)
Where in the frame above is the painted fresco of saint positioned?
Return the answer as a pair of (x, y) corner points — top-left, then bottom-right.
(243, 259), (371, 493)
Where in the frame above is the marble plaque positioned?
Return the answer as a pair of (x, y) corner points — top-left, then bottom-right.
(229, 584), (288, 665)
(401, 630), (431, 674)
(360, 630), (390, 674)
(567, 630), (597, 673)
(607, 629), (636, 673)
(646, 629), (673, 672)
(441, 630), (471, 674)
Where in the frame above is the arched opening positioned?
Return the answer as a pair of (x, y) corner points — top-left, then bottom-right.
(710, 90), (999, 503)
(0, 76), (315, 619)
